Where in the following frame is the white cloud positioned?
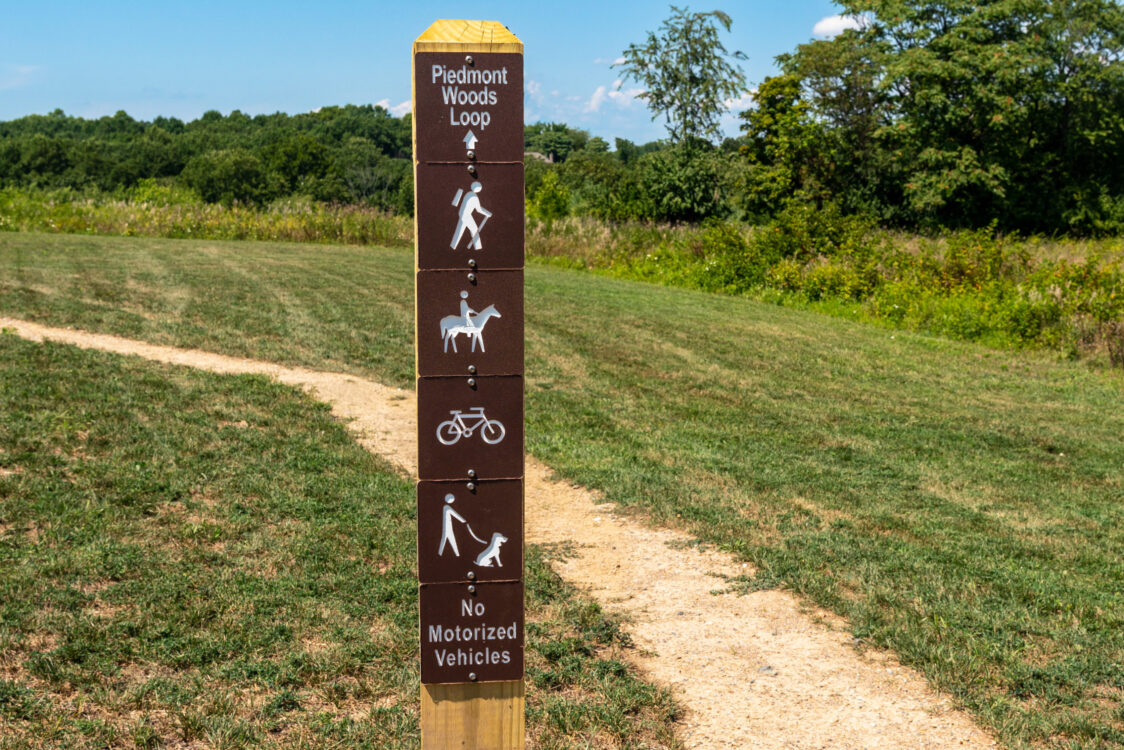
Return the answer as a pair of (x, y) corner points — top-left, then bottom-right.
(606, 86), (643, 107)
(525, 79), (541, 97)
(812, 14), (865, 38)
(585, 85), (608, 113)
(375, 98), (411, 117)
(593, 56), (627, 66)
(723, 90), (756, 111)
(0, 64), (41, 90)
(585, 81), (645, 113)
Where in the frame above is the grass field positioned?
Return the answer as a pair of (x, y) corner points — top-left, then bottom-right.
(3, 232), (1124, 748)
(0, 334), (679, 749)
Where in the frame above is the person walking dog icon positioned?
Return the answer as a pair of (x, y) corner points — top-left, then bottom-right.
(438, 493), (484, 557)
(450, 181), (492, 251)
(435, 493), (508, 568)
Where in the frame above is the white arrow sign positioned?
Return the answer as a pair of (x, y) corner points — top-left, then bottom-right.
(463, 130), (478, 150)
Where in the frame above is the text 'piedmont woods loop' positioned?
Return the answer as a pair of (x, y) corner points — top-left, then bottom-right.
(414, 52), (524, 163)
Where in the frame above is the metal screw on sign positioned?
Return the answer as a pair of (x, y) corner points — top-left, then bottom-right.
(467, 378), (477, 388)
(467, 469), (477, 479)
(466, 482), (476, 491)
(469, 672), (477, 681)
(467, 571), (476, 580)
(466, 150), (476, 160)
(465, 55), (474, 65)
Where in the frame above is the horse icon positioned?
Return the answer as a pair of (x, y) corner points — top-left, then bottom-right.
(474, 532), (509, 568)
(441, 303), (501, 353)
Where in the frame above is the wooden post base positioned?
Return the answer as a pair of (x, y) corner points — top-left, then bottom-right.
(421, 681), (525, 749)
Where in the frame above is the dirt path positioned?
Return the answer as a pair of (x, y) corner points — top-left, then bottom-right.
(4, 316), (998, 749)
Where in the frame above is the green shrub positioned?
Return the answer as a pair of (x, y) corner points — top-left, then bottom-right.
(1108, 322), (1124, 370)
(750, 200), (879, 265)
(765, 258), (802, 293)
(692, 220), (762, 292)
(181, 148), (272, 206)
(527, 170), (570, 223)
(126, 177), (199, 206)
(801, 262), (862, 301)
(636, 146), (724, 223)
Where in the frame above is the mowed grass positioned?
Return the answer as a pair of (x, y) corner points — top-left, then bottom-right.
(2, 232), (1124, 747)
(0, 335), (680, 749)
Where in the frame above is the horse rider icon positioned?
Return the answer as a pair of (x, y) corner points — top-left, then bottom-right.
(450, 181), (492, 251)
(458, 290), (476, 325)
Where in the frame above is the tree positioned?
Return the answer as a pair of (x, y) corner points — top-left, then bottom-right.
(526, 170), (570, 223)
(738, 74), (830, 214)
(524, 122), (590, 162)
(617, 6), (747, 144)
(777, 30), (892, 217)
(181, 148), (270, 206)
(801, 0), (1124, 231)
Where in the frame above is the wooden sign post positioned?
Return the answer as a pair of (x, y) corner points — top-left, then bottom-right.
(413, 20), (525, 750)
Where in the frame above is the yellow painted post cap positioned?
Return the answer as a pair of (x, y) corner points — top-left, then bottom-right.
(414, 20), (523, 53)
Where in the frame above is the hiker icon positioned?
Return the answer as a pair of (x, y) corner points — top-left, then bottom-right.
(441, 290), (501, 353)
(450, 181), (492, 251)
(437, 493), (509, 568)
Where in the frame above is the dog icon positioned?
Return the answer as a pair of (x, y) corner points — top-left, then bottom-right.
(474, 532), (509, 568)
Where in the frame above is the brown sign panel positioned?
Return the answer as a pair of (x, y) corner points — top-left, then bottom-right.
(414, 52), (524, 164)
(416, 163), (524, 270)
(418, 479), (522, 584)
(417, 270), (524, 377)
(418, 375), (523, 480)
(420, 580), (524, 684)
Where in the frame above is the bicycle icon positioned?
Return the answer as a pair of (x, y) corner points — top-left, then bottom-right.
(436, 407), (506, 445)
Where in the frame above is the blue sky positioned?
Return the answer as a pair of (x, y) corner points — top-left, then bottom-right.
(1, 1), (855, 144)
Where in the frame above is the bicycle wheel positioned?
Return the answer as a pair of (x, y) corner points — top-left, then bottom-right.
(481, 420), (506, 444)
(436, 420), (462, 445)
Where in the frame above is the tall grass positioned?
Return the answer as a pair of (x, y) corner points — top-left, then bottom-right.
(0, 187), (411, 247)
(526, 212), (1124, 370)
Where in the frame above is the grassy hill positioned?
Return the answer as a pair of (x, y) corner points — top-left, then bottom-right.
(3, 232), (1124, 748)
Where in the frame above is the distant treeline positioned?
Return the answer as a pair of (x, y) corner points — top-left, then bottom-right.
(3, 0), (1124, 236)
(0, 107), (669, 219)
(0, 106), (414, 212)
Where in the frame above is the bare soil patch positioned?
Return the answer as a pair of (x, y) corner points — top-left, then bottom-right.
(2, 316), (998, 749)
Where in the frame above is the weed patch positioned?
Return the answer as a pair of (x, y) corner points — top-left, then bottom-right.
(526, 209), (1124, 369)
(0, 188), (411, 248)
